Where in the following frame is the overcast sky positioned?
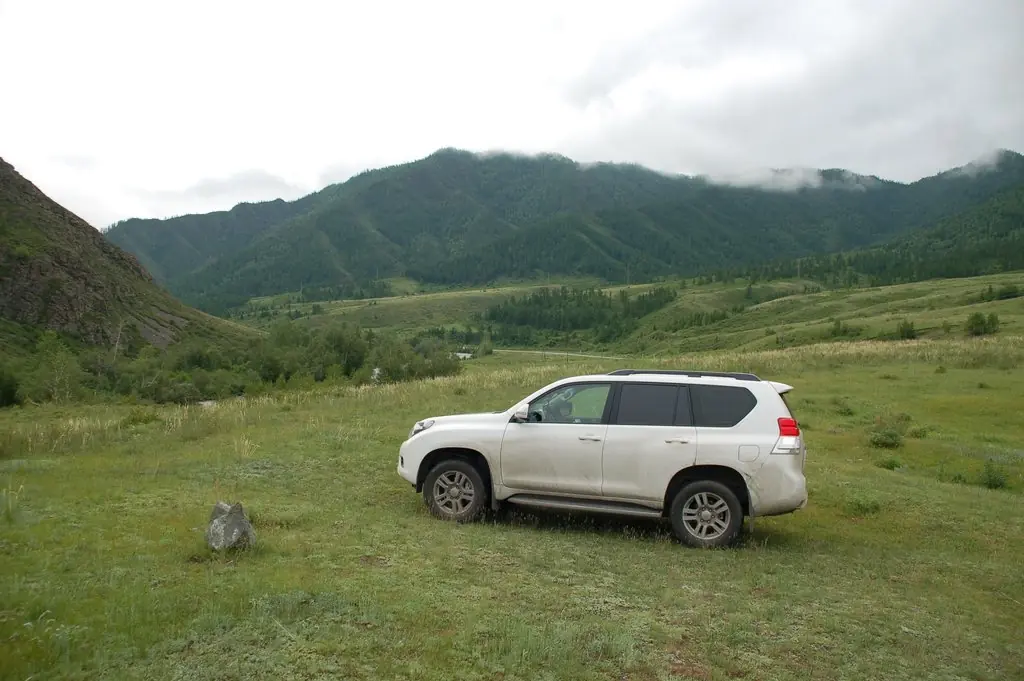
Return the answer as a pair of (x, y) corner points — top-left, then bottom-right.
(1, 0), (1021, 228)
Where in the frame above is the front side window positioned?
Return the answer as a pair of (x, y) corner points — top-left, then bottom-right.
(529, 383), (611, 424)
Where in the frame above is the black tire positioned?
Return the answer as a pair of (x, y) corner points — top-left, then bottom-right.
(423, 459), (488, 522)
(669, 480), (743, 548)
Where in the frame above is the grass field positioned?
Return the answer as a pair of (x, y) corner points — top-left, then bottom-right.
(628, 272), (1024, 355)
(244, 277), (655, 335)
(239, 274), (1023, 364)
(2, 335), (1022, 680)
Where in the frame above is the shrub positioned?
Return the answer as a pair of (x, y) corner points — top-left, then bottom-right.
(869, 429), (903, 449)
(20, 331), (85, 404)
(868, 412), (911, 449)
(897, 319), (917, 340)
(980, 461), (1008, 490)
(0, 367), (20, 408)
(876, 456), (902, 470)
(906, 425), (930, 439)
(965, 312), (999, 336)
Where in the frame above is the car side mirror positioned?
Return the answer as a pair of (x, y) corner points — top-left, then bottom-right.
(513, 405), (529, 423)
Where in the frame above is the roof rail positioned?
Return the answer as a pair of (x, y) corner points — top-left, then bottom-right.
(607, 369), (761, 381)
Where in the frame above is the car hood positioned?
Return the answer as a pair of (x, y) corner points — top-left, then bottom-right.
(425, 411), (509, 426)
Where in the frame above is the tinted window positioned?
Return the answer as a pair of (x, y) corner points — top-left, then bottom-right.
(691, 385), (757, 427)
(615, 383), (678, 426)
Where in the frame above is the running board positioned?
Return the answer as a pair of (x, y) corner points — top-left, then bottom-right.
(504, 495), (663, 518)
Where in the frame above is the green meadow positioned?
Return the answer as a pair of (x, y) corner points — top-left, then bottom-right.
(2, 335), (1022, 680)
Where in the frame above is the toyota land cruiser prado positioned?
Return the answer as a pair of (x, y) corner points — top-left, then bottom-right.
(397, 369), (807, 548)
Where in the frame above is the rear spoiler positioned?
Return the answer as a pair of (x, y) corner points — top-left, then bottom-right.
(768, 381), (793, 394)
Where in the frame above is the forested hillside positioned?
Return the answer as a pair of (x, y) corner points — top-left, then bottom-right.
(709, 184), (1024, 287)
(105, 194), (331, 283)
(105, 148), (1024, 312)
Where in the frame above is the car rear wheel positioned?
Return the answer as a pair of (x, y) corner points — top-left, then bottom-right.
(423, 459), (487, 522)
(669, 480), (743, 548)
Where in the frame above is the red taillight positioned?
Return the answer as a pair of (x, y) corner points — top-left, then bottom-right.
(778, 417), (800, 437)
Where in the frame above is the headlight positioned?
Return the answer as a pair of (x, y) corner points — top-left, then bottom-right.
(409, 419), (435, 438)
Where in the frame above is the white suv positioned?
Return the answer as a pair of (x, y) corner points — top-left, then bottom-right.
(397, 369), (807, 547)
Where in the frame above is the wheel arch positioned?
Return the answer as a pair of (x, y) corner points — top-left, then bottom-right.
(417, 447), (493, 495)
(662, 465), (750, 517)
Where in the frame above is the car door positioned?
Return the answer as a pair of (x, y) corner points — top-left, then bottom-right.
(601, 382), (698, 501)
(499, 382), (612, 496)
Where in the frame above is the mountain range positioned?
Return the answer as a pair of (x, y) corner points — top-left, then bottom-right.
(92, 147), (1024, 313)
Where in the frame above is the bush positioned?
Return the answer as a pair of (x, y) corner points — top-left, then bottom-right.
(897, 319), (917, 340)
(965, 312), (999, 336)
(869, 429), (903, 449)
(20, 332), (86, 404)
(876, 456), (902, 470)
(0, 368), (21, 408)
(980, 461), (1008, 490)
(868, 412), (911, 449)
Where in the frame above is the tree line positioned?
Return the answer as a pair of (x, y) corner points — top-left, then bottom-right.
(0, 321), (462, 408)
(701, 184), (1024, 288)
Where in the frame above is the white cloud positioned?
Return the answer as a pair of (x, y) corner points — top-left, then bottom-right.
(0, 0), (1021, 228)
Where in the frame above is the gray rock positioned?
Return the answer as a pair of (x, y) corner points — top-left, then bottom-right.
(205, 501), (256, 551)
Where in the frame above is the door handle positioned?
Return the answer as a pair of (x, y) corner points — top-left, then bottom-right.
(579, 435), (602, 441)
(665, 438), (690, 444)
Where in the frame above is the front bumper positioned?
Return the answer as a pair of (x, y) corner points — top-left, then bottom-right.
(397, 439), (417, 486)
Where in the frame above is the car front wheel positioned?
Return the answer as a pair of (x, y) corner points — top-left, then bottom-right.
(669, 480), (743, 548)
(423, 459), (487, 522)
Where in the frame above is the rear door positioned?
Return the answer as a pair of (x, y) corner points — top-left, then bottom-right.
(601, 382), (698, 501)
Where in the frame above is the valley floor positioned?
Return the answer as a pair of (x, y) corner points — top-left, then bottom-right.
(236, 273), (1024, 360)
(1, 337), (1022, 680)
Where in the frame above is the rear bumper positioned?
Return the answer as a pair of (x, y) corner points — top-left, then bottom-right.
(750, 465), (807, 517)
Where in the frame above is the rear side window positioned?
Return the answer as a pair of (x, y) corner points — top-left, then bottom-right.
(615, 383), (678, 426)
(691, 385), (757, 428)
